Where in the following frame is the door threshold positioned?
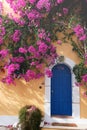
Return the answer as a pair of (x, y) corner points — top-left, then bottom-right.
(51, 116), (73, 119)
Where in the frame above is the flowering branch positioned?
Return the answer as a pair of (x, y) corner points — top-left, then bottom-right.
(0, 0), (87, 85)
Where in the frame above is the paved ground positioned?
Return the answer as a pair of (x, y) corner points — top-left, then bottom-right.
(0, 126), (87, 130)
(0, 116), (87, 130)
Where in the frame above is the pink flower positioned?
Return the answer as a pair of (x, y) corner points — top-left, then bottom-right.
(35, 73), (43, 78)
(27, 10), (41, 20)
(36, 64), (42, 69)
(29, 0), (36, 4)
(58, 13), (62, 17)
(57, 40), (62, 45)
(73, 25), (83, 34)
(75, 82), (81, 87)
(18, 0), (26, 7)
(73, 25), (86, 41)
(63, 8), (68, 15)
(26, 70), (36, 78)
(14, 18), (25, 26)
(36, 40), (42, 45)
(0, 49), (8, 58)
(39, 42), (48, 53)
(28, 45), (36, 53)
(19, 47), (27, 54)
(57, 0), (64, 4)
(83, 91), (87, 97)
(82, 74), (87, 82)
(6, 125), (13, 128)
(4, 76), (14, 84)
(30, 62), (36, 66)
(11, 56), (25, 63)
(46, 37), (51, 42)
(24, 70), (36, 81)
(38, 32), (46, 39)
(36, 0), (51, 11)
(7, 63), (20, 75)
(11, 30), (21, 42)
(45, 68), (52, 77)
(79, 34), (86, 41)
(2, 75), (14, 84)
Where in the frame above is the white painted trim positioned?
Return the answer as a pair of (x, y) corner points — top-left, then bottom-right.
(0, 116), (87, 129)
(0, 116), (18, 126)
(45, 57), (81, 127)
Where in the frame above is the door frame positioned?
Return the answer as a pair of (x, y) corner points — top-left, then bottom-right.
(44, 57), (80, 124)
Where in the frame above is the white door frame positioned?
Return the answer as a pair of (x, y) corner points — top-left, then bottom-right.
(44, 57), (80, 125)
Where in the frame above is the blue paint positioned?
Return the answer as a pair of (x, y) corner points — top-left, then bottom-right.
(51, 64), (72, 116)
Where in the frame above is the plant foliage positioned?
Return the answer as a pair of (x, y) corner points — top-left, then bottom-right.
(19, 105), (43, 130)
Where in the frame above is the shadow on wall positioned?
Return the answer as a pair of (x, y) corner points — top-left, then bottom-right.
(0, 76), (45, 115)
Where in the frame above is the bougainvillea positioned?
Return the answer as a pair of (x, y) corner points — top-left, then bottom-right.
(0, 0), (87, 86)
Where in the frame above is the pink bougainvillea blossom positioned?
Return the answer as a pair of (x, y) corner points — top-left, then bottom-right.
(13, 18), (25, 26)
(73, 25), (87, 41)
(7, 63), (20, 75)
(26, 70), (36, 78)
(63, 8), (68, 15)
(28, 45), (36, 54)
(27, 9), (42, 21)
(79, 34), (86, 41)
(36, 0), (51, 11)
(57, 40), (62, 45)
(2, 76), (14, 85)
(6, 0), (26, 13)
(11, 30), (21, 42)
(73, 25), (84, 36)
(11, 56), (25, 63)
(38, 42), (48, 53)
(38, 29), (46, 39)
(57, 0), (64, 4)
(35, 73), (44, 79)
(0, 49), (8, 58)
(2, 0), (85, 86)
(83, 91), (87, 97)
(23, 70), (36, 81)
(36, 64), (43, 69)
(45, 68), (52, 77)
(29, 0), (37, 4)
(75, 82), (82, 87)
(19, 47), (27, 54)
(82, 74), (87, 83)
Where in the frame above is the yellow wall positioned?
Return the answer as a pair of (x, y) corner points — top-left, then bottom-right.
(80, 87), (87, 118)
(0, 77), (45, 115)
(0, 0), (87, 119)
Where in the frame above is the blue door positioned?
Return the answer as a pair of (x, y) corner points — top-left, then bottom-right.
(51, 64), (72, 116)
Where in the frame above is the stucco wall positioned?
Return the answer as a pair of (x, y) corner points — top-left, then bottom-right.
(0, 77), (45, 115)
(80, 87), (87, 118)
(0, 0), (87, 119)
